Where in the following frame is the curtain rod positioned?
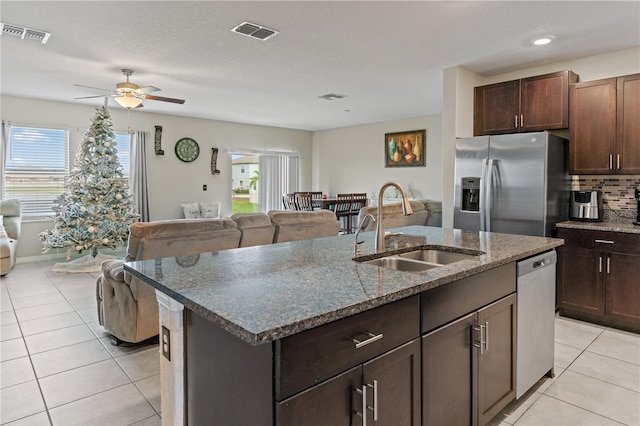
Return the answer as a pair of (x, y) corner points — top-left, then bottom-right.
(225, 147), (300, 157)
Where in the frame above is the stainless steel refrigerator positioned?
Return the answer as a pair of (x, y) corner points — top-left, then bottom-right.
(453, 132), (569, 237)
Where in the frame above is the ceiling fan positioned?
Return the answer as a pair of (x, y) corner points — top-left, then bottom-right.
(74, 68), (185, 109)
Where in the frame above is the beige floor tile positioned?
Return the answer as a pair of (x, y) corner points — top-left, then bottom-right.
(24, 323), (96, 354)
(98, 336), (158, 358)
(515, 394), (621, 425)
(1, 356), (36, 388)
(76, 307), (99, 323)
(0, 380), (47, 424)
(10, 292), (66, 310)
(554, 342), (583, 369)
(1, 310), (17, 325)
(57, 286), (95, 300)
(68, 295), (97, 311)
(130, 415), (162, 426)
(15, 300), (74, 322)
(39, 358), (131, 408)
(587, 331), (640, 366)
(556, 316), (606, 334)
(3, 411), (50, 426)
(136, 374), (161, 413)
(555, 320), (602, 350)
(87, 320), (112, 339)
(19, 311), (83, 336)
(115, 346), (161, 381)
(490, 389), (542, 425)
(532, 366), (565, 394)
(1, 323), (22, 341)
(1, 337), (28, 361)
(5, 284), (59, 300)
(31, 339), (111, 378)
(48, 383), (156, 426)
(569, 350), (640, 392)
(544, 369), (640, 425)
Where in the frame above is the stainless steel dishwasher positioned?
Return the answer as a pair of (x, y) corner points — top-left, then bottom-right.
(516, 250), (556, 398)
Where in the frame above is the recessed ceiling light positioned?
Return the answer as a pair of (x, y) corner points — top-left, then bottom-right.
(532, 35), (555, 46)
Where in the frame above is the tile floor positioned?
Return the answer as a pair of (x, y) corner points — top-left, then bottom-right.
(1, 261), (639, 425)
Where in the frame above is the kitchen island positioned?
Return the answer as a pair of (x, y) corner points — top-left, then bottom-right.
(125, 226), (563, 426)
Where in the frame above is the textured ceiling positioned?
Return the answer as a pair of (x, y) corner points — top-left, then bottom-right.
(1, 1), (639, 131)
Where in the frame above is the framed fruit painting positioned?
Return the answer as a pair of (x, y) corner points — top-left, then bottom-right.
(384, 129), (426, 167)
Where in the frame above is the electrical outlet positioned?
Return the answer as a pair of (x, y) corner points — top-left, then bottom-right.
(203, 184), (207, 191)
(161, 326), (171, 361)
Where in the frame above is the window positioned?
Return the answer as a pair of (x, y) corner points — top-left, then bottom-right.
(3, 126), (69, 219)
(114, 133), (130, 177)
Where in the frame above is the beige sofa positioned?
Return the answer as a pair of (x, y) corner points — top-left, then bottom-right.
(357, 199), (442, 231)
(96, 210), (340, 344)
(0, 199), (22, 276)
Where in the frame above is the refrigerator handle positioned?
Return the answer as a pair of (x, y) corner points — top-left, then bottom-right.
(480, 159), (488, 232)
(485, 159), (495, 232)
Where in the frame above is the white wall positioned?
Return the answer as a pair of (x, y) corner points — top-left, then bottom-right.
(2, 96), (312, 259)
(312, 115), (442, 201)
(441, 47), (640, 227)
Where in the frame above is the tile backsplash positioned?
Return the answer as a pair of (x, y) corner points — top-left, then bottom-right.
(572, 176), (640, 222)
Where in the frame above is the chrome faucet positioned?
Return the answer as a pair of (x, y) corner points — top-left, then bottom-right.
(354, 213), (376, 256)
(374, 181), (413, 253)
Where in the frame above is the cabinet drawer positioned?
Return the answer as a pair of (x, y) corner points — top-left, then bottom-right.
(274, 295), (419, 400)
(558, 228), (640, 254)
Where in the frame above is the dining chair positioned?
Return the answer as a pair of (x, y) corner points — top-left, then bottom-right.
(309, 191), (323, 210)
(295, 193), (315, 211)
(334, 193), (353, 234)
(283, 193), (297, 210)
(349, 193), (368, 233)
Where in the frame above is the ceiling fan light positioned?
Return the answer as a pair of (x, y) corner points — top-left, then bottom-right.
(114, 96), (142, 109)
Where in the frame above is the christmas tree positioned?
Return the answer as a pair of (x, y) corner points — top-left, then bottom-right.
(39, 106), (139, 260)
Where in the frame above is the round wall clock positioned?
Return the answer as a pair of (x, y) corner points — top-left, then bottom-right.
(175, 138), (200, 162)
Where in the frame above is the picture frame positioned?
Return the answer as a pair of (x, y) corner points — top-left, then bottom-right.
(384, 129), (426, 167)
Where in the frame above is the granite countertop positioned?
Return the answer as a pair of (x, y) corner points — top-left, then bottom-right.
(125, 226), (562, 346)
(556, 221), (640, 234)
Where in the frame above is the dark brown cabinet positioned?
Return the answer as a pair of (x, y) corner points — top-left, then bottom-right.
(569, 73), (640, 174)
(474, 70), (577, 136)
(557, 228), (640, 333)
(277, 339), (421, 426)
(423, 294), (516, 426)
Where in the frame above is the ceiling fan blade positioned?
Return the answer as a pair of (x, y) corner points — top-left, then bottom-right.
(143, 94), (185, 104)
(73, 84), (113, 92)
(74, 95), (110, 99)
(136, 85), (160, 95)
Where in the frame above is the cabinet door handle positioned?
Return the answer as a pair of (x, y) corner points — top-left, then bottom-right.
(352, 332), (383, 349)
(515, 115), (518, 128)
(473, 324), (486, 354)
(520, 114), (524, 128)
(368, 380), (378, 421)
(355, 385), (367, 426)
(595, 239), (615, 244)
(617, 154), (621, 170)
(609, 154), (613, 170)
(484, 321), (489, 352)
(599, 256), (603, 273)
(606, 256), (611, 274)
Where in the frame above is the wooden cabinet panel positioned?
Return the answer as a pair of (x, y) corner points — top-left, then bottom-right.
(617, 74), (640, 174)
(477, 294), (517, 426)
(422, 313), (475, 426)
(558, 245), (604, 315)
(474, 70), (576, 136)
(569, 78), (617, 174)
(521, 71), (573, 132)
(607, 252), (640, 324)
(275, 295), (419, 400)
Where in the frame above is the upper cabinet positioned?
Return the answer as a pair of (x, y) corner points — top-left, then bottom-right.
(569, 73), (640, 174)
(474, 70), (578, 136)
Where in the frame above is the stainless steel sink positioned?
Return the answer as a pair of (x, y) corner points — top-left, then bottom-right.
(397, 249), (478, 264)
(362, 256), (440, 272)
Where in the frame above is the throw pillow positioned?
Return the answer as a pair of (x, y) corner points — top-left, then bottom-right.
(200, 202), (221, 219)
(181, 202), (201, 219)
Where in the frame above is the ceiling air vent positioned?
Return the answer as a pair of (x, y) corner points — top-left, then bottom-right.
(318, 93), (347, 101)
(231, 21), (278, 41)
(1, 22), (51, 44)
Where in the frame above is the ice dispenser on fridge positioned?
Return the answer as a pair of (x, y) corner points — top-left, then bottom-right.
(461, 177), (481, 212)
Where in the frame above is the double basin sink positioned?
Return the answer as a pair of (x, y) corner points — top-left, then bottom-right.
(356, 248), (483, 272)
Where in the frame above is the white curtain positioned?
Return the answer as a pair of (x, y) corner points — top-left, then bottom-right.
(1, 121), (10, 199)
(259, 155), (299, 212)
(129, 131), (150, 221)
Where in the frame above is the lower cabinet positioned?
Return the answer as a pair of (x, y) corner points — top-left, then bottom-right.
(557, 228), (640, 332)
(423, 294), (517, 426)
(276, 339), (421, 426)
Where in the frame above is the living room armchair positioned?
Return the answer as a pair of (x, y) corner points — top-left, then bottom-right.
(97, 218), (241, 344)
(0, 199), (22, 276)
